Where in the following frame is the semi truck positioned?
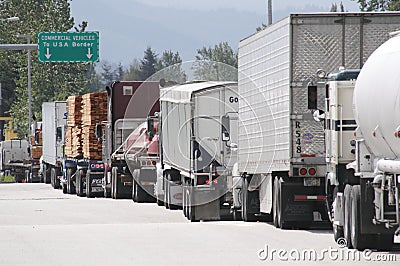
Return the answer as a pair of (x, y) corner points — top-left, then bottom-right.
(0, 140), (30, 182)
(98, 81), (159, 199)
(62, 92), (107, 198)
(322, 36), (400, 250)
(42, 101), (67, 188)
(158, 81), (238, 221)
(236, 13), (400, 226)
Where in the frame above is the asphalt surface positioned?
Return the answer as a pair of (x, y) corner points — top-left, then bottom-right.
(0, 183), (399, 266)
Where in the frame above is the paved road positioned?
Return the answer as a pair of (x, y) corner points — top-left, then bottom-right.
(0, 184), (399, 266)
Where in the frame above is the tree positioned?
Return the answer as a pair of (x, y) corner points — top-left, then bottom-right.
(330, 2), (345, 11)
(193, 42), (238, 81)
(123, 59), (142, 81)
(0, 0), (90, 136)
(100, 61), (115, 86)
(351, 0), (400, 11)
(151, 50), (186, 83)
(139, 47), (158, 80)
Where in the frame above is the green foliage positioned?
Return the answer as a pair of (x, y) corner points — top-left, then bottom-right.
(123, 49), (184, 82)
(330, 2), (346, 11)
(0, 0), (91, 136)
(0, 175), (15, 183)
(139, 47), (158, 80)
(351, 0), (400, 11)
(193, 42), (238, 81)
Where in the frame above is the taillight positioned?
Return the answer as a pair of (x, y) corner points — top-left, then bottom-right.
(205, 179), (211, 185)
(300, 168), (307, 175)
(308, 168), (316, 176)
(152, 161), (156, 166)
(213, 179), (218, 184)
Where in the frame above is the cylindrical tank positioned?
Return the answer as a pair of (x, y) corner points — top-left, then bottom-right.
(354, 35), (400, 158)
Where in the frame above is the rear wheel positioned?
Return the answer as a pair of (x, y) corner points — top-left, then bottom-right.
(76, 170), (85, 197)
(86, 170), (94, 198)
(350, 185), (368, 250)
(241, 178), (257, 222)
(51, 168), (60, 189)
(43, 164), (50, 184)
(67, 168), (76, 194)
(343, 185), (353, 248)
(164, 173), (170, 209)
(187, 186), (198, 222)
(111, 167), (123, 199)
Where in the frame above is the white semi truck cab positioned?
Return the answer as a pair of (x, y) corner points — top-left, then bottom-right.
(322, 38), (400, 250)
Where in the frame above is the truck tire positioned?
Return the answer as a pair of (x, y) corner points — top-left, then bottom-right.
(274, 177), (286, 228)
(86, 170), (94, 198)
(76, 169), (85, 197)
(43, 164), (51, 184)
(62, 181), (68, 194)
(350, 185), (369, 250)
(182, 181), (188, 218)
(132, 180), (137, 202)
(241, 178), (257, 222)
(343, 184), (353, 248)
(67, 168), (76, 194)
(273, 177), (280, 227)
(111, 167), (122, 199)
(375, 234), (394, 251)
(164, 173), (170, 209)
(51, 168), (60, 189)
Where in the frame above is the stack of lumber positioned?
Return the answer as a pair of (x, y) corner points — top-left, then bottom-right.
(65, 95), (83, 158)
(30, 126), (42, 159)
(81, 92), (107, 160)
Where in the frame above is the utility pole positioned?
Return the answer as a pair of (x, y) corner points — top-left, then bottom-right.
(268, 0), (272, 25)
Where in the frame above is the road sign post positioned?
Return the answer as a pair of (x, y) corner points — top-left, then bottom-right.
(38, 32), (99, 63)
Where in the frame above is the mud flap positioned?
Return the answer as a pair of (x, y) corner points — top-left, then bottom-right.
(193, 187), (222, 221)
(260, 174), (273, 214)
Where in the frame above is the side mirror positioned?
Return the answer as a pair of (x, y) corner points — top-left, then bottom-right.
(221, 115), (230, 142)
(313, 109), (325, 122)
(56, 126), (63, 143)
(147, 118), (155, 139)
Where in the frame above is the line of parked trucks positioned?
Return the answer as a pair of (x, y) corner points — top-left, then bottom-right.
(4, 13), (400, 251)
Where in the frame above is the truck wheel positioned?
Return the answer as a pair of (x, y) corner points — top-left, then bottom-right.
(111, 167), (120, 199)
(241, 178), (257, 222)
(164, 173), (170, 209)
(132, 180), (137, 202)
(76, 170), (85, 197)
(182, 182), (188, 218)
(274, 177), (285, 228)
(86, 171), (94, 198)
(67, 168), (76, 194)
(43, 164), (51, 184)
(51, 168), (60, 189)
(62, 182), (68, 194)
(135, 181), (148, 203)
(350, 185), (368, 250)
(343, 185), (353, 248)
(273, 177), (280, 227)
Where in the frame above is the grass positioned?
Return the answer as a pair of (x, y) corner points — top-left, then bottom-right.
(0, 175), (15, 183)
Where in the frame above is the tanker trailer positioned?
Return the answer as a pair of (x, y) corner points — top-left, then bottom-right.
(321, 35), (400, 251)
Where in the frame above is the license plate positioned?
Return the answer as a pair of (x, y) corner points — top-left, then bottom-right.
(304, 178), (320, 187)
(91, 187), (103, 193)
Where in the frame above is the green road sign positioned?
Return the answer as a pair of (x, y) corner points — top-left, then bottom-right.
(38, 32), (99, 63)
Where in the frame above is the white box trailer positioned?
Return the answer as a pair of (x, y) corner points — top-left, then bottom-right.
(237, 12), (400, 226)
(42, 101), (67, 187)
(0, 140), (30, 182)
(160, 81), (238, 221)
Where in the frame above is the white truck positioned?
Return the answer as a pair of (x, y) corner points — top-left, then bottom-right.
(159, 81), (238, 221)
(42, 101), (67, 188)
(322, 35), (400, 250)
(0, 140), (30, 182)
(237, 13), (400, 226)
